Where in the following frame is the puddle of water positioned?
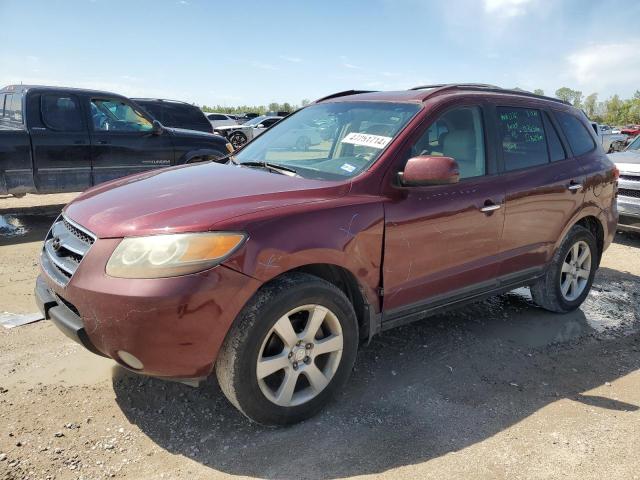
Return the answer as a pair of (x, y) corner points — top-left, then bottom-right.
(0, 214), (26, 237)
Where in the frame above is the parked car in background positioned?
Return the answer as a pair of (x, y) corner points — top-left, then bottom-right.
(0, 85), (232, 195)
(609, 135), (640, 232)
(214, 115), (282, 148)
(203, 112), (238, 128)
(621, 125), (640, 137)
(36, 84), (617, 425)
(235, 112), (260, 123)
(590, 122), (626, 152)
(132, 98), (213, 133)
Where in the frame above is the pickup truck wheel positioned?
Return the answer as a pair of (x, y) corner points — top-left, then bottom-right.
(215, 272), (358, 426)
(530, 225), (597, 313)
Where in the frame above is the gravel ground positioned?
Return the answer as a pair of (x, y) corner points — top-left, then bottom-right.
(0, 211), (639, 480)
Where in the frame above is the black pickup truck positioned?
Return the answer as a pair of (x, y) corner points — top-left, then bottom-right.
(0, 85), (232, 195)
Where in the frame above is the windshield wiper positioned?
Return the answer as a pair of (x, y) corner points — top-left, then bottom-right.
(239, 161), (300, 177)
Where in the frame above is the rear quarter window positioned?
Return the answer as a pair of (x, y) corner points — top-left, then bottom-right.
(555, 111), (596, 157)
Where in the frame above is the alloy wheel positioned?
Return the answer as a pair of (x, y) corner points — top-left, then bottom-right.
(560, 240), (591, 301)
(256, 304), (343, 407)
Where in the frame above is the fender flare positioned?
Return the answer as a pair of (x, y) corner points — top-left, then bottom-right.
(177, 148), (225, 165)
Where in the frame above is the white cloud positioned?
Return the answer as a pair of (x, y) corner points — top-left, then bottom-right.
(250, 61), (277, 71)
(567, 41), (640, 95)
(280, 55), (302, 63)
(483, 0), (533, 18)
(339, 56), (360, 69)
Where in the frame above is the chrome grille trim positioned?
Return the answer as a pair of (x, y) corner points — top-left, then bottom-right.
(41, 215), (96, 287)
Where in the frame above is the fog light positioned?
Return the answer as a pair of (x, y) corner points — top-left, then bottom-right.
(117, 350), (144, 370)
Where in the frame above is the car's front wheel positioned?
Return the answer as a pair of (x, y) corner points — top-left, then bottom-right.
(216, 273), (358, 425)
(229, 131), (248, 149)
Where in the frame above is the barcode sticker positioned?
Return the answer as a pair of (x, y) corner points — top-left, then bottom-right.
(341, 132), (392, 149)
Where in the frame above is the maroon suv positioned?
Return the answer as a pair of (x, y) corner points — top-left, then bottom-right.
(36, 84), (618, 425)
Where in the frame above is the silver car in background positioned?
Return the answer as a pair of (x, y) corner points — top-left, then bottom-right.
(609, 135), (640, 232)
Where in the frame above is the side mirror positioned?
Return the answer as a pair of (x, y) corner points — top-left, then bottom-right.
(398, 155), (459, 187)
(256, 124), (265, 129)
(151, 120), (164, 136)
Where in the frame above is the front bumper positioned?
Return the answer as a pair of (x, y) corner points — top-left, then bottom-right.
(617, 195), (640, 232)
(37, 238), (261, 378)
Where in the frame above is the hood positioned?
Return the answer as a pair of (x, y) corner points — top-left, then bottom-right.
(609, 150), (640, 172)
(165, 127), (219, 138)
(64, 162), (347, 238)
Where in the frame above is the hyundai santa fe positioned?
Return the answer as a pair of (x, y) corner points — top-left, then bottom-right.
(36, 84), (618, 425)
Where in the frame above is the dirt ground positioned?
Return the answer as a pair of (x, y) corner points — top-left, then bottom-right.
(1, 206), (639, 480)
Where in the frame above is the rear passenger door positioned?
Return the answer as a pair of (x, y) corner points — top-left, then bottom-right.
(493, 104), (585, 279)
(88, 97), (174, 185)
(29, 92), (92, 193)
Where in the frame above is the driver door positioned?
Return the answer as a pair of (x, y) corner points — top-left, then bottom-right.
(382, 104), (506, 318)
(88, 97), (174, 185)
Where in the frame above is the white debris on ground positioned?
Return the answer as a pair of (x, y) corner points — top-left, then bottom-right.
(0, 312), (44, 329)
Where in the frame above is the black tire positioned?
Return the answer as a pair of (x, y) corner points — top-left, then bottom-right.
(530, 225), (598, 313)
(229, 131), (247, 149)
(216, 272), (359, 426)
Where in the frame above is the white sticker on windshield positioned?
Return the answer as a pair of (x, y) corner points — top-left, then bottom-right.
(340, 163), (356, 173)
(341, 132), (392, 150)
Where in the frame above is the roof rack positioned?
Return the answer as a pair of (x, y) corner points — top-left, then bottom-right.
(314, 90), (377, 103)
(412, 83), (571, 106)
(410, 83), (500, 91)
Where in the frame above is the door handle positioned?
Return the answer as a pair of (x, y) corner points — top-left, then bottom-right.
(568, 182), (583, 192)
(480, 201), (501, 213)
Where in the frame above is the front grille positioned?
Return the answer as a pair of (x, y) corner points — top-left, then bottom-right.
(619, 188), (640, 199)
(41, 215), (96, 287)
(620, 175), (640, 182)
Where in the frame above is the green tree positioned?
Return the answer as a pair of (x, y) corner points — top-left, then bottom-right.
(301, 98), (311, 106)
(533, 89), (544, 96)
(555, 87), (583, 108)
(584, 93), (598, 118)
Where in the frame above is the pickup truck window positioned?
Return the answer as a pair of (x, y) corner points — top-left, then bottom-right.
(555, 111), (596, 157)
(91, 99), (152, 132)
(3, 93), (23, 125)
(41, 94), (83, 131)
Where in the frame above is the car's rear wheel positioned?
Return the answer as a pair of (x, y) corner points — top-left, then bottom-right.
(216, 273), (358, 425)
(530, 225), (598, 313)
(229, 131), (248, 149)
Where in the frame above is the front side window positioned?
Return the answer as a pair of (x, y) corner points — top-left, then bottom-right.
(497, 107), (548, 171)
(555, 111), (596, 157)
(234, 102), (420, 180)
(41, 94), (83, 131)
(91, 99), (152, 132)
(409, 106), (486, 179)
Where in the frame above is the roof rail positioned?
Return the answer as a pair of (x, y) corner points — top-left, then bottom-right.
(413, 83), (571, 106)
(314, 90), (377, 103)
(410, 83), (500, 91)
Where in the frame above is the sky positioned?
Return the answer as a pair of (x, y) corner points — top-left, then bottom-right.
(1, 0), (639, 107)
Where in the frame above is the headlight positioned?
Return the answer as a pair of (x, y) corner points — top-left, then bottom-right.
(106, 232), (246, 279)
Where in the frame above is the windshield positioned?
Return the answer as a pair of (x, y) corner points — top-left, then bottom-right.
(234, 102), (420, 180)
(244, 116), (267, 126)
(628, 136), (640, 151)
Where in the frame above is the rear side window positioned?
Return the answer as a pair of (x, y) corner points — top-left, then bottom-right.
(41, 94), (83, 131)
(542, 112), (565, 162)
(555, 111), (596, 156)
(497, 107), (548, 171)
(161, 103), (209, 128)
